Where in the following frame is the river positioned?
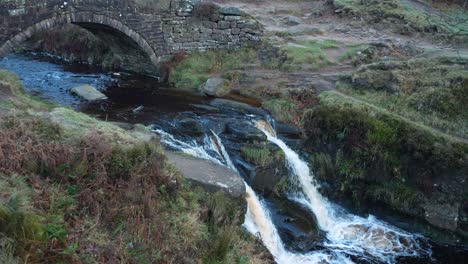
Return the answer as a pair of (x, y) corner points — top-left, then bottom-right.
(1, 53), (467, 264)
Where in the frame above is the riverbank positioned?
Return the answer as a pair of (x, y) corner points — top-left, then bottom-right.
(0, 69), (273, 263)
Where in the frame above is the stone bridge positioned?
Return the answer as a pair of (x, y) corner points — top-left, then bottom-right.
(0, 0), (262, 67)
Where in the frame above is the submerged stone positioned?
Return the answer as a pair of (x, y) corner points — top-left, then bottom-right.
(226, 121), (267, 142)
(70, 85), (107, 101)
(210, 98), (268, 116)
(176, 117), (205, 136)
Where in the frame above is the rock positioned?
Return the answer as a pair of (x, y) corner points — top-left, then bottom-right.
(70, 85), (107, 101)
(202, 77), (231, 97)
(210, 98), (268, 116)
(177, 118), (204, 136)
(276, 123), (302, 139)
(288, 25), (325, 36)
(226, 121), (267, 142)
(219, 6), (242, 16)
(284, 16), (302, 26)
(424, 202), (459, 231)
(239, 143), (287, 194)
(166, 151), (245, 197)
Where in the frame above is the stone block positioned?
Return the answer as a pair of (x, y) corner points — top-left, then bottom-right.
(224, 15), (241, 21)
(219, 7), (242, 16)
(231, 28), (240, 35)
(217, 21), (230, 30)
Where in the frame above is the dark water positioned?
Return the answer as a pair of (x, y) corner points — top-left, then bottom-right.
(1, 53), (467, 264)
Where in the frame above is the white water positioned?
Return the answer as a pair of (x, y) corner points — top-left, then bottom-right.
(256, 120), (432, 262)
(157, 128), (353, 263)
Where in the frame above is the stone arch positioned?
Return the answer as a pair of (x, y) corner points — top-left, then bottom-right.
(0, 11), (160, 66)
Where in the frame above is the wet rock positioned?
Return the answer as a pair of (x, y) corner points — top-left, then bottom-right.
(276, 123), (302, 139)
(201, 77), (231, 97)
(70, 85), (107, 101)
(210, 98), (268, 116)
(267, 198), (324, 253)
(166, 151), (245, 197)
(226, 121), (266, 142)
(424, 202), (460, 231)
(239, 143), (287, 194)
(177, 118), (204, 136)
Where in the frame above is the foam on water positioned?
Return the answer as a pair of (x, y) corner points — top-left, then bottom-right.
(256, 120), (432, 263)
(157, 127), (353, 264)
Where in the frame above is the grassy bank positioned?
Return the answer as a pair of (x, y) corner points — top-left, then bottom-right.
(336, 57), (468, 139)
(302, 91), (468, 242)
(0, 70), (272, 263)
(332, 0), (468, 43)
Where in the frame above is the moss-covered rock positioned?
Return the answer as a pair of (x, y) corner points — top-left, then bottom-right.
(240, 143), (287, 195)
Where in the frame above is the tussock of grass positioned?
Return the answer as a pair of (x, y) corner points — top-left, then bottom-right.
(263, 98), (300, 124)
(240, 144), (284, 168)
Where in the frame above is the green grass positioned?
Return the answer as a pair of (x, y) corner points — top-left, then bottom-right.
(263, 98), (300, 124)
(338, 43), (370, 63)
(280, 40), (339, 70)
(240, 144), (284, 168)
(169, 48), (259, 90)
(240, 146), (272, 167)
(335, 57), (468, 139)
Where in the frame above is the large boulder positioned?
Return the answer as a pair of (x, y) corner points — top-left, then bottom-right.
(423, 202), (460, 231)
(176, 118), (205, 136)
(226, 121), (267, 142)
(70, 85), (107, 101)
(239, 143), (288, 195)
(210, 98), (268, 116)
(166, 151), (245, 197)
(201, 77), (231, 97)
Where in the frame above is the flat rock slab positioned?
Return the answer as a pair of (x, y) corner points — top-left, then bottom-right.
(70, 85), (107, 101)
(166, 151), (245, 197)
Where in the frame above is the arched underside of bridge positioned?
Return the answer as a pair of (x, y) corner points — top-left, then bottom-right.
(0, 12), (160, 67)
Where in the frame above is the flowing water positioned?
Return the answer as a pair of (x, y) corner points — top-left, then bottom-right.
(1, 53), (467, 264)
(257, 121), (432, 263)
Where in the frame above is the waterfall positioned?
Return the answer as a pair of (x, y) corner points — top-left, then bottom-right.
(157, 128), (353, 264)
(209, 130), (239, 174)
(256, 120), (432, 262)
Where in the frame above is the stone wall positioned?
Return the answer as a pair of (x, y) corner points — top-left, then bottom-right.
(0, 0), (263, 65)
(162, 4), (262, 59)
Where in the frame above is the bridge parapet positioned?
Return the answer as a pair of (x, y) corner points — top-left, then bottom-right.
(0, 0), (262, 66)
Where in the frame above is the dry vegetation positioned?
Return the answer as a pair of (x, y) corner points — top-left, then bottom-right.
(0, 70), (273, 263)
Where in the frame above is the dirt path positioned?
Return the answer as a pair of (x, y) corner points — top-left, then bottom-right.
(212, 0), (467, 143)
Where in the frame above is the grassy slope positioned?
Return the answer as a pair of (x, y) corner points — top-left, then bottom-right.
(332, 0), (468, 42)
(0, 70), (272, 264)
(336, 57), (468, 140)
